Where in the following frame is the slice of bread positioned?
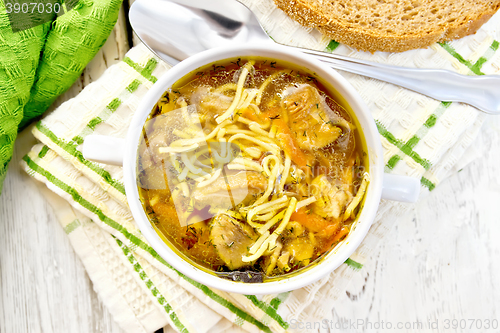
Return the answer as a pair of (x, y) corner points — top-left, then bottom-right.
(273, 0), (500, 52)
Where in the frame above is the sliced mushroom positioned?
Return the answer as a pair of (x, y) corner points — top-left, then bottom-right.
(310, 175), (352, 219)
(281, 84), (342, 151)
(210, 214), (258, 270)
(192, 170), (267, 211)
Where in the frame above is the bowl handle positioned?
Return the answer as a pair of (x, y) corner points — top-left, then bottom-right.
(381, 173), (420, 203)
(82, 135), (125, 166)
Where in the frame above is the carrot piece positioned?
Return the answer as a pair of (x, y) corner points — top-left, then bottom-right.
(319, 225), (350, 253)
(290, 208), (330, 233)
(332, 225), (350, 242)
(151, 202), (179, 221)
(240, 106), (263, 123)
(261, 106), (281, 120)
(316, 221), (341, 238)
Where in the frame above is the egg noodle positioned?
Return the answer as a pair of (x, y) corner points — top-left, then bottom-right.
(156, 61), (369, 266)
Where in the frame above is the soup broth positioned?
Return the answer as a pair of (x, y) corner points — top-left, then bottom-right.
(137, 57), (369, 282)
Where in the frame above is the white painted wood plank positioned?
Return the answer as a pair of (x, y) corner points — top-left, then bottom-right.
(0, 131), (125, 333)
(326, 115), (500, 333)
(0, 5), (130, 333)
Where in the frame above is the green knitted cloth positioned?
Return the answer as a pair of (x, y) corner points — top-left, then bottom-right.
(0, 0), (123, 193)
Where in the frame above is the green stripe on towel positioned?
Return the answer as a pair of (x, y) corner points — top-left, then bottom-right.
(420, 177), (436, 191)
(116, 237), (189, 333)
(35, 122), (126, 195)
(72, 99), (122, 144)
(376, 120), (432, 170)
(344, 258), (363, 270)
(491, 40), (499, 51)
(270, 292), (290, 310)
(72, 77), (143, 145)
(22, 155), (274, 333)
(244, 295), (289, 329)
(439, 40), (499, 75)
(63, 219), (81, 234)
(438, 42), (482, 75)
(107, 97), (122, 112)
(126, 79), (142, 93)
(178, 276), (273, 333)
(380, 101), (452, 189)
(38, 145), (50, 159)
(123, 57), (159, 83)
(325, 40), (340, 52)
(386, 155), (402, 170)
(87, 117), (104, 131)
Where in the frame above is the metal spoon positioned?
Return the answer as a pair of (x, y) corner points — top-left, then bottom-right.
(129, 0), (500, 114)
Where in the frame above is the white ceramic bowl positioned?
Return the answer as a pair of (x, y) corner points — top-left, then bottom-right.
(84, 44), (419, 295)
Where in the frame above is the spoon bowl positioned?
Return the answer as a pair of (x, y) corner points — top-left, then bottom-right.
(129, 0), (271, 65)
(129, 0), (500, 114)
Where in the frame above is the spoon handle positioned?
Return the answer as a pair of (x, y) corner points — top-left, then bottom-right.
(297, 48), (500, 115)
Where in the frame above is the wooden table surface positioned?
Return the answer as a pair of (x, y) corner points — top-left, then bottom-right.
(2, 6), (500, 332)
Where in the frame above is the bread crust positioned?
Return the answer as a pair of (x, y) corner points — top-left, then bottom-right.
(273, 0), (500, 52)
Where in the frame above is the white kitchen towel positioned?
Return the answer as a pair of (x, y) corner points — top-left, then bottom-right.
(20, 1), (500, 332)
